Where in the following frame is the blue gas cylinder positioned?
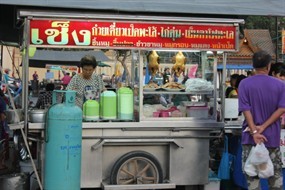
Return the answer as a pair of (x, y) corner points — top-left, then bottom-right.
(44, 90), (82, 190)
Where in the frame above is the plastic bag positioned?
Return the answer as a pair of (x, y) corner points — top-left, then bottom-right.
(244, 144), (273, 178)
(244, 146), (258, 176)
(251, 143), (269, 165)
(218, 136), (235, 179)
(258, 158), (274, 178)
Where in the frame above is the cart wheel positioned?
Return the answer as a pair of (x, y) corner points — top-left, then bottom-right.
(110, 151), (163, 185)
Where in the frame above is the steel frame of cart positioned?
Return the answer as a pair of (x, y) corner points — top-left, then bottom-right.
(18, 9), (243, 190)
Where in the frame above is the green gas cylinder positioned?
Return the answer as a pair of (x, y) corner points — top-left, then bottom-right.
(118, 87), (133, 120)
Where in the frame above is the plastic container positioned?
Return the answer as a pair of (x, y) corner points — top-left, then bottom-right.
(171, 110), (183, 117)
(19, 160), (37, 173)
(117, 87), (133, 120)
(160, 112), (170, 117)
(100, 90), (117, 119)
(186, 106), (208, 118)
(204, 177), (220, 190)
(83, 100), (99, 121)
(19, 160), (39, 190)
(153, 112), (160, 117)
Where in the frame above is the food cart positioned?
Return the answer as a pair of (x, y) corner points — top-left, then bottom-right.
(15, 10), (244, 189)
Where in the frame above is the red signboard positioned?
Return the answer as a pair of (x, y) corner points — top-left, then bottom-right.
(30, 19), (238, 51)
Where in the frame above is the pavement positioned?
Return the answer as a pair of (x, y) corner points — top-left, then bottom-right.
(0, 141), (20, 176)
(0, 132), (40, 189)
(0, 94), (39, 181)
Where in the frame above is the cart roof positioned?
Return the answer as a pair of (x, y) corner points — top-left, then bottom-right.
(1, 1), (284, 44)
(1, 0), (284, 16)
(25, 50), (111, 68)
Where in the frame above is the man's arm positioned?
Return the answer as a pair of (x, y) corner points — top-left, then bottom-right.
(259, 107), (285, 133)
(243, 108), (285, 144)
(243, 110), (267, 144)
(243, 110), (256, 132)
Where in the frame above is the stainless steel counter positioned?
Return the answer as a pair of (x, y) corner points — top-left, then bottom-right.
(224, 117), (243, 134)
(27, 119), (224, 130)
(20, 119), (223, 188)
(79, 121), (223, 188)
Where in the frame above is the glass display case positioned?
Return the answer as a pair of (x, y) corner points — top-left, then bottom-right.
(137, 50), (218, 122)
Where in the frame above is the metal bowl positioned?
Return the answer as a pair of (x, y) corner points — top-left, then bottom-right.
(28, 109), (47, 123)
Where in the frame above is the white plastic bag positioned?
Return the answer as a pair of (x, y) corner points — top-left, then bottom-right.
(244, 146), (258, 176)
(251, 143), (269, 165)
(258, 158), (274, 178)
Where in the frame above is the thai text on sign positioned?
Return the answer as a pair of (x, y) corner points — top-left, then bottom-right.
(30, 20), (238, 51)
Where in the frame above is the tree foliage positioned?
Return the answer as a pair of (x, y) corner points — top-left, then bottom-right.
(245, 16), (285, 40)
(115, 50), (131, 86)
(246, 16), (272, 29)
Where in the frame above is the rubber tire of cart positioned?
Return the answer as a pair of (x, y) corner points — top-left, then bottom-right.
(110, 150), (163, 185)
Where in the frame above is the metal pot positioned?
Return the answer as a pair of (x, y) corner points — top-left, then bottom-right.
(28, 109), (47, 123)
(5, 109), (24, 124)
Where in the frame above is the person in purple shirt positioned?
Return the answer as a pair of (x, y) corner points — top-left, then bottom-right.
(238, 50), (285, 189)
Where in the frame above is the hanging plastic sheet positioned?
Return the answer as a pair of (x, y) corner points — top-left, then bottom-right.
(218, 135), (235, 180)
(232, 137), (248, 189)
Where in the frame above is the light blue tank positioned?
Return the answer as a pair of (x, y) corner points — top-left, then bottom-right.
(44, 90), (82, 190)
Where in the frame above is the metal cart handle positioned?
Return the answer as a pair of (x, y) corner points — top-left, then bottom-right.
(91, 138), (183, 150)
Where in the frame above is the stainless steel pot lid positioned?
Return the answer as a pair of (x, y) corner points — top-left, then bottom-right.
(29, 109), (47, 113)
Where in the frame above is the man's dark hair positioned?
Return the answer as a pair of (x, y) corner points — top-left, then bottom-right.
(164, 67), (170, 72)
(80, 55), (97, 68)
(247, 70), (253, 76)
(269, 62), (285, 76)
(236, 74), (247, 89)
(230, 74), (239, 81)
(46, 83), (55, 91)
(225, 74), (240, 98)
(252, 50), (272, 69)
(0, 89), (4, 97)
